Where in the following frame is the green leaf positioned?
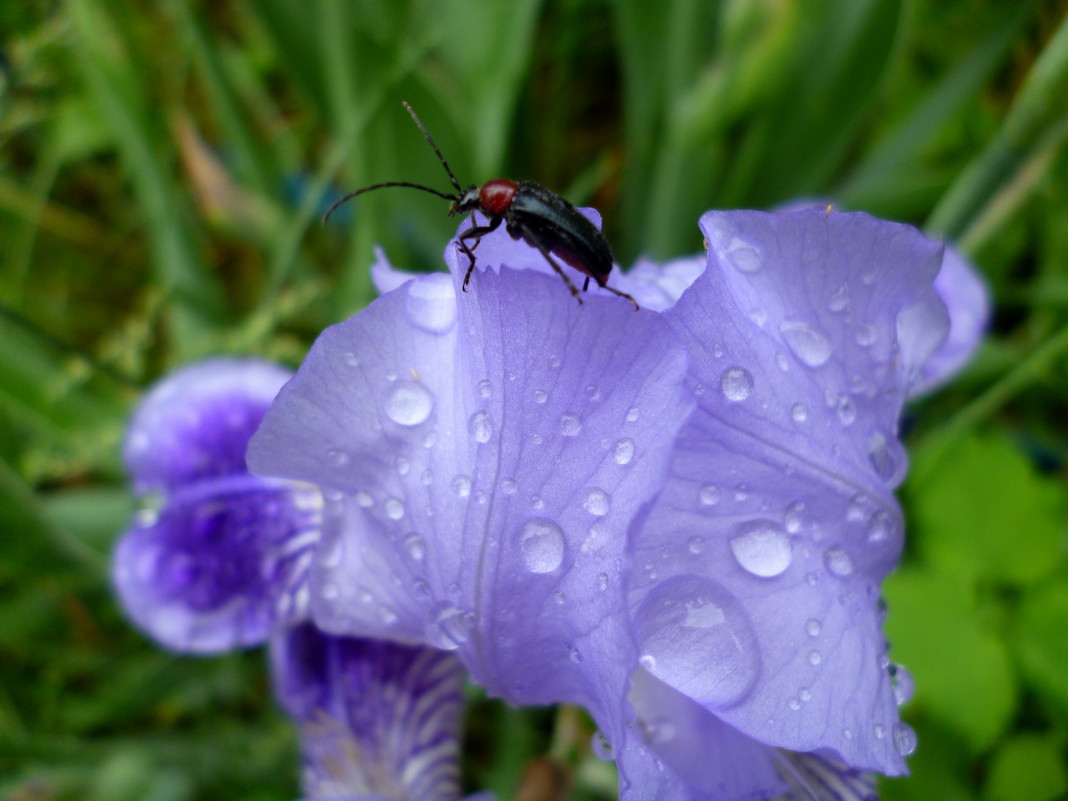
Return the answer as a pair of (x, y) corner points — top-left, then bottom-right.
(984, 734), (1068, 801)
(910, 434), (1064, 585)
(882, 568), (1015, 754)
(1016, 578), (1068, 715)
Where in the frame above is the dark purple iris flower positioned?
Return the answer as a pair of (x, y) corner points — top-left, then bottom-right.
(113, 359), (478, 801)
(248, 207), (986, 800)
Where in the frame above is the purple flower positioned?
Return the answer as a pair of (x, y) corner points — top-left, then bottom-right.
(249, 208), (985, 800)
(113, 359), (482, 801)
(114, 359), (319, 652)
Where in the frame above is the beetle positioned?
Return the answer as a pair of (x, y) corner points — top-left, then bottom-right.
(324, 102), (638, 309)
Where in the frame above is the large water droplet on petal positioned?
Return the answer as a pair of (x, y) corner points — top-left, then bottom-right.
(720, 367), (753, 402)
(633, 575), (760, 707)
(613, 438), (635, 465)
(559, 414), (582, 437)
(729, 519), (793, 577)
(426, 603), (469, 650)
(780, 321), (832, 367)
(386, 381), (434, 426)
(583, 488), (610, 516)
(892, 721), (917, 756)
(405, 274), (457, 333)
(519, 519), (565, 574)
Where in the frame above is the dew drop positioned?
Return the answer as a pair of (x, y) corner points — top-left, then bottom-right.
(533, 389), (548, 404)
(729, 519), (793, 577)
(808, 650), (822, 666)
(873, 723), (886, 739)
(597, 572), (609, 591)
(477, 379), (492, 399)
(890, 663), (915, 706)
(633, 575), (759, 707)
(780, 321), (832, 367)
(613, 438), (635, 466)
(519, 519), (565, 574)
(403, 533), (426, 560)
(344, 352), (360, 367)
(892, 721), (917, 756)
(824, 546), (854, 576)
(720, 367), (753, 402)
(828, 286), (849, 312)
(386, 381), (434, 426)
(855, 324), (877, 347)
(724, 238), (762, 273)
(868, 431), (898, 482)
(583, 488), (610, 517)
(591, 731), (613, 760)
(784, 501), (806, 533)
(394, 456), (410, 476)
(835, 394), (856, 426)
(626, 407), (640, 422)
(687, 536), (706, 555)
(867, 510), (892, 543)
(698, 484), (721, 507)
(805, 618), (822, 637)
(451, 475), (472, 498)
(499, 478), (518, 496)
(355, 491), (374, 508)
(405, 274), (457, 333)
(568, 644), (583, 663)
(559, 414), (582, 437)
(791, 403), (808, 423)
(469, 411), (492, 443)
(384, 498), (405, 520)
(426, 603), (469, 651)
(326, 449), (350, 467)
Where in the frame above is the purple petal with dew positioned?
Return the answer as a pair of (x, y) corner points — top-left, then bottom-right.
(630, 209), (948, 775)
(113, 359), (321, 652)
(249, 253), (695, 798)
(909, 244), (989, 396)
(273, 624), (466, 801)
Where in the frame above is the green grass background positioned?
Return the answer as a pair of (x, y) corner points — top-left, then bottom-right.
(2, 1), (1068, 800)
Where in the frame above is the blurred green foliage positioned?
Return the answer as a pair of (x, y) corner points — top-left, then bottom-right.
(2, 1), (1067, 799)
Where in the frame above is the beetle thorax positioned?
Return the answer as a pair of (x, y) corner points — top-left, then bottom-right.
(479, 179), (519, 216)
(450, 185), (482, 216)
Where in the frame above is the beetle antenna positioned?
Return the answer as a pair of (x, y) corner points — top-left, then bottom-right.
(402, 101), (464, 194)
(323, 181), (458, 224)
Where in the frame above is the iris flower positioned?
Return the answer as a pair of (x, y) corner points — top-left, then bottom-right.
(247, 206), (986, 800)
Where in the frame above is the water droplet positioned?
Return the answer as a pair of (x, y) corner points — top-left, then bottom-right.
(890, 663), (914, 706)
(426, 603), (469, 650)
(451, 475), (472, 498)
(423, 431), (438, 448)
(867, 510), (892, 543)
(824, 546), (854, 576)
(626, 407), (640, 422)
(567, 643), (583, 663)
(798, 687), (811, 702)
(583, 488), (610, 517)
(828, 286), (849, 312)
(892, 721), (917, 756)
(855, 324), (877, 347)
(519, 519), (565, 574)
(585, 384), (601, 401)
(873, 723), (886, 739)
(405, 274), (457, 333)
(597, 572), (609, 590)
(395, 456), (410, 476)
(638, 653), (657, 671)
(548, 354), (561, 368)
(724, 238), (762, 272)
(533, 389), (548, 404)
(404, 533), (426, 560)
(808, 650), (822, 666)
(788, 697), (801, 711)
(791, 403), (808, 423)
(633, 575), (759, 706)
(835, 394), (856, 426)
(591, 731), (613, 760)
(784, 501), (806, 533)
(384, 498), (405, 520)
(559, 414), (582, 437)
(469, 411), (492, 443)
(477, 379), (492, 399)
(530, 495), (544, 510)
(386, 381), (434, 426)
(721, 367), (753, 402)
(499, 478), (518, 495)
(613, 438), (635, 465)
(344, 352), (360, 367)
(698, 484), (720, 507)
(806, 618), (821, 637)
(729, 519), (793, 577)
(688, 536), (706, 555)
(326, 449), (349, 467)
(355, 491), (374, 508)
(868, 431), (898, 482)
(780, 321), (832, 367)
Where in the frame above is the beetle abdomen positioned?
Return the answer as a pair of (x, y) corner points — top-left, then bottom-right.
(510, 182), (614, 280)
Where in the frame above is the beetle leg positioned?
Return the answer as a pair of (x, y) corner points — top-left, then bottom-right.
(595, 280), (640, 311)
(458, 216), (502, 292)
(514, 224), (584, 305)
(583, 276), (590, 292)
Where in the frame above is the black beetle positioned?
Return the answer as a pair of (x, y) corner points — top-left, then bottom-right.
(325, 102), (638, 309)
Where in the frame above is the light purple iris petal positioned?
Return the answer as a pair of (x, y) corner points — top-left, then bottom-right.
(614, 255), (708, 312)
(249, 254), (695, 798)
(629, 209), (948, 776)
(910, 244), (989, 395)
(273, 624), (466, 801)
(113, 359), (320, 652)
